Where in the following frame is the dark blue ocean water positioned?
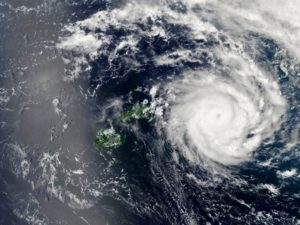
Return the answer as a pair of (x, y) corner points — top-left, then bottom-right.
(0, 1), (299, 224)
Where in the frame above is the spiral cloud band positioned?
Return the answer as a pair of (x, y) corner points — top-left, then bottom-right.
(57, 0), (292, 167)
(165, 51), (286, 165)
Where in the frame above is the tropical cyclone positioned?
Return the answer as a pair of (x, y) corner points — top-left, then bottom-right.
(57, 0), (295, 168)
(163, 50), (287, 165)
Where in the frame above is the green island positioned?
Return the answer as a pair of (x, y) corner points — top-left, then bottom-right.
(94, 105), (154, 148)
(94, 128), (124, 149)
(121, 105), (153, 122)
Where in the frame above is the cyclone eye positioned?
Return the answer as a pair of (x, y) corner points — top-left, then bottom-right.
(215, 112), (222, 119)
